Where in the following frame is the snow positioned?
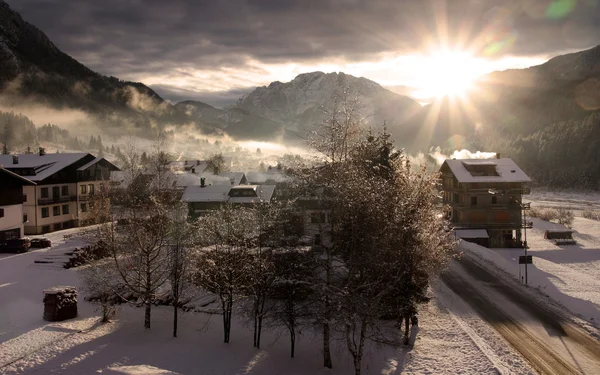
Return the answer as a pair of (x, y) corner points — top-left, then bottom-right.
(0, 226), (532, 374)
(459, 215), (600, 327)
(0, 153), (91, 181)
(443, 158), (531, 183)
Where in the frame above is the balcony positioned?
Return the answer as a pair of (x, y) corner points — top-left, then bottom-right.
(38, 195), (77, 205)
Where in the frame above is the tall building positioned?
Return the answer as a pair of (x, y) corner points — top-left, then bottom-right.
(439, 157), (531, 248)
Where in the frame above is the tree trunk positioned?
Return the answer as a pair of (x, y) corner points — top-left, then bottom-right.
(173, 303), (178, 337)
(257, 315), (263, 349)
(144, 301), (151, 329)
(323, 322), (332, 368)
(223, 294), (233, 343)
(290, 326), (296, 358)
(253, 301), (258, 347)
(404, 313), (410, 345)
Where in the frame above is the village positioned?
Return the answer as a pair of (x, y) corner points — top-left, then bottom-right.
(2, 137), (600, 374)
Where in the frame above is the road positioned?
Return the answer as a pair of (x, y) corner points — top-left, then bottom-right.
(442, 255), (600, 375)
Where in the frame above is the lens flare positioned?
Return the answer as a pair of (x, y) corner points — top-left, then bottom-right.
(546, 0), (577, 19)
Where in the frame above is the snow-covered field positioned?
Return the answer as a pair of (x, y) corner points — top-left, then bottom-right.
(460, 213), (600, 329)
(0, 226), (529, 374)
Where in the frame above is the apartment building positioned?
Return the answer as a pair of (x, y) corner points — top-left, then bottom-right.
(0, 149), (119, 234)
(439, 156), (531, 248)
(0, 167), (36, 240)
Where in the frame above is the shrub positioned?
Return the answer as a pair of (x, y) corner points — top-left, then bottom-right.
(583, 209), (600, 221)
(556, 208), (574, 227)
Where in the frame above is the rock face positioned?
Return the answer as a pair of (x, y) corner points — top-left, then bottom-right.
(235, 71), (423, 142)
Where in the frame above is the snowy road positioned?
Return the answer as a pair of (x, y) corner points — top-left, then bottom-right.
(442, 255), (600, 375)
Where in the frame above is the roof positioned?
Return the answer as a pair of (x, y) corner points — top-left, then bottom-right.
(182, 184), (276, 204)
(441, 158), (532, 183)
(455, 229), (489, 239)
(76, 157), (119, 172)
(0, 167), (36, 185)
(219, 172), (246, 186)
(0, 153), (90, 181)
(246, 171), (289, 184)
(182, 184), (231, 202)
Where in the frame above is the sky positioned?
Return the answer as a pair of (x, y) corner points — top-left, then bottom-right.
(7, 0), (600, 107)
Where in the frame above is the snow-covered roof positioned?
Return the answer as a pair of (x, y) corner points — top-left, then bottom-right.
(442, 158), (531, 183)
(246, 171), (289, 184)
(455, 229), (489, 239)
(0, 153), (90, 181)
(175, 172), (201, 187)
(76, 157), (119, 171)
(182, 185), (231, 202)
(219, 172), (246, 186)
(0, 167), (36, 185)
(182, 184), (276, 204)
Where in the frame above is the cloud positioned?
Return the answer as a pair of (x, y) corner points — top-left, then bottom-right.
(7, 0), (600, 85)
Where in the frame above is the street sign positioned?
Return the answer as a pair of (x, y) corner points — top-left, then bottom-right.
(519, 255), (533, 264)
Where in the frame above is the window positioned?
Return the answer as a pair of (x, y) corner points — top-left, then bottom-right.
(42, 225), (50, 233)
(453, 193), (459, 203)
(89, 184), (95, 194)
(23, 214), (27, 223)
(23, 193), (27, 203)
(62, 204), (69, 215)
(80, 185), (87, 194)
(61, 186), (69, 196)
(492, 196), (497, 204)
(41, 187), (49, 198)
(80, 203), (87, 213)
(99, 183), (105, 192)
(53, 206), (61, 216)
(0, 208), (4, 218)
(52, 186), (60, 198)
(41, 207), (49, 218)
(471, 196), (478, 206)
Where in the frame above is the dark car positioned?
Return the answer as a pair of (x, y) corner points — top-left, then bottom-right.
(0, 238), (31, 253)
(30, 238), (52, 248)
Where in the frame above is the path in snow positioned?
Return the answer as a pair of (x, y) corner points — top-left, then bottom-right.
(443, 255), (600, 374)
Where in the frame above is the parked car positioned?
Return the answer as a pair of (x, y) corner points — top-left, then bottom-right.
(0, 238), (31, 253)
(30, 238), (52, 248)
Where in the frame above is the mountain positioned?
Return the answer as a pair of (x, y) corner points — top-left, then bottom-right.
(236, 71), (423, 144)
(175, 100), (296, 141)
(430, 44), (600, 188)
(0, 0), (192, 134)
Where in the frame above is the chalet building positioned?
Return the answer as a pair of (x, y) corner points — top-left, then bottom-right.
(0, 167), (36, 240)
(182, 182), (276, 219)
(0, 150), (120, 234)
(439, 157), (531, 248)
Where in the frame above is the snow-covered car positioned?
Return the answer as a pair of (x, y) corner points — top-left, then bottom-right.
(30, 238), (52, 248)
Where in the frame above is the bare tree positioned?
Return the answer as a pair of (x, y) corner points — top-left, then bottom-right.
(268, 250), (315, 358)
(168, 202), (197, 337)
(194, 205), (255, 343)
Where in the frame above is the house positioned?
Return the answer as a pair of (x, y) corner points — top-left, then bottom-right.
(182, 183), (276, 219)
(439, 156), (531, 248)
(0, 149), (120, 234)
(0, 167), (36, 240)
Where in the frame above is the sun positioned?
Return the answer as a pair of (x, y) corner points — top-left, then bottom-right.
(412, 49), (485, 101)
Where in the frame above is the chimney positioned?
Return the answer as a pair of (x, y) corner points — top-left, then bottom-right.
(39, 147), (46, 156)
(201, 177), (205, 188)
(12, 155), (18, 164)
(496, 153), (500, 159)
